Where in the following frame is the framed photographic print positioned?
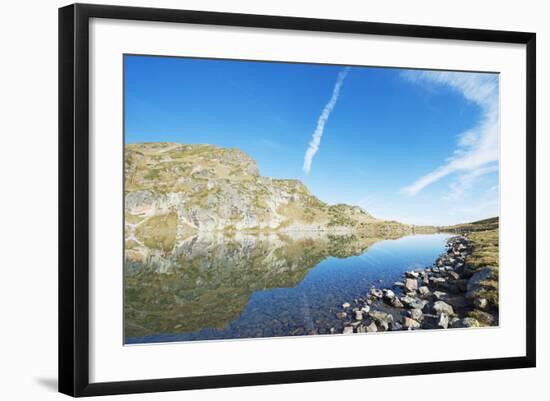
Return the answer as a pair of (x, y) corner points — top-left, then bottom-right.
(58, 3), (536, 397)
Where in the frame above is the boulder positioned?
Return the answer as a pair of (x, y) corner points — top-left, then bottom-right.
(468, 310), (495, 326)
(361, 305), (371, 314)
(408, 308), (423, 321)
(432, 301), (454, 316)
(369, 310), (394, 331)
(430, 277), (447, 286)
(450, 317), (481, 328)
(405, 271), (420, 279)
(366, 321), (378, 332)
(400, 295), (427, 310)
(393, 281), (405, 288)
(383, 289), (396, 300)
(474, 298), (489, 310)
(370, 288), (383, 298)
(342, 302), (351, 309)
(400, 295), (418, 308)
(432, 291), (448, 300)
(418, 286), (430, 297)
(354, 310), (364, 321)
(388, 297), (404, 308)
(402, 317), (421, 329)
(423, 313), (449, 329)
(404, 278), (418, 292)
(343, 326), (354, 334)
(448, 271), (460, 280)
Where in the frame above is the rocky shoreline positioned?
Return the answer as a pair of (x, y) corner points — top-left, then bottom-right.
(337, 235), (499, 334)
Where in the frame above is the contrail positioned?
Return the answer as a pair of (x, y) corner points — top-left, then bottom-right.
(303, 67), (350, 174)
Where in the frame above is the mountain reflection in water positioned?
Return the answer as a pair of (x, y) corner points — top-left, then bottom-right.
(124, 232), (451, 343)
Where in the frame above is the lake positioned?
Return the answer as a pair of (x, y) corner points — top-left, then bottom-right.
(124, 232), (452, 344)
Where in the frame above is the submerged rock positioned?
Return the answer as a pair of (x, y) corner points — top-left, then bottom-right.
(370, 288), (383, 298)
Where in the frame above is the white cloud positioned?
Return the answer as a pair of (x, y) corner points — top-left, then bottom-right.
(303, 67), (350, 174)
(444, 163), (498, 201)
(400, 70), (499, 196)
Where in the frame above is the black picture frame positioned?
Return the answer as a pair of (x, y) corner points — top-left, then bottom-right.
(59, 3), (536, 397)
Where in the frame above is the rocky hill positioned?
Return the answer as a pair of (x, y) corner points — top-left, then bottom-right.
(125, 142), (413, 253)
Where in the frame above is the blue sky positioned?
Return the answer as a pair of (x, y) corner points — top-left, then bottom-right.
(124, 55), (499, 226)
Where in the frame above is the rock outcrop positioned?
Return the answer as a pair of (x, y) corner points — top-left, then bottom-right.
(125, 142), (414, 254)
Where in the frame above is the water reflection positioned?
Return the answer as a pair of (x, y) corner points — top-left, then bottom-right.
(124, 232), (450, 343)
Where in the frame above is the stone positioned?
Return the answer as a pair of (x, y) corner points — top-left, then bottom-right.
(356, 325), (367, 334)
(336, 311), (347, 319)
(377, 320), (390, 331)
(343, 326), (354, 334)
(432, 291), (448, 300)
(474, 298), (489, 310)
(369, 310), (393, 331)
(408, 308), (423, 321)
(400, 295), (422, 309)
(450, 317), (481, 328)
(366, 321), (378, 332)
(361, 305), (371, 314)
(418, 286), (430, 297)
(404, 278), (418, 292)
(405, 271), (420, 279)
(370, 288), (383, 298)
(342, 302), (351, 309)
(423, 313), (449, 329)
(383, 289), (396, 300)
(448, 271), (460, 280)
(393, 281), (405, 288)
(389, 297), (404, 308)
(432, 301), (454, 316)
(329, 327), (337, 334)
(354, 310), (364, 321)
(468, 310), (495, 326)
(430, 277), (447, 285)
(402, 317), (421, 329)
(443, 295), (470, 309)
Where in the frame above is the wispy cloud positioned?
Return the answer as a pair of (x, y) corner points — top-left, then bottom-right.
(303, 67), (350, 174)
(400, 70), (499, 196)
(444, 164), (498, 201)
